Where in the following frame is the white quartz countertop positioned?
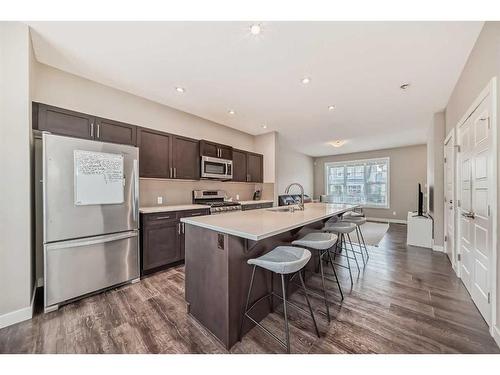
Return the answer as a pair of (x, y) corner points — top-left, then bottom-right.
(180, 202), (357, 241)
(237, 200), (274, 205)
(140, 204), (210, 214)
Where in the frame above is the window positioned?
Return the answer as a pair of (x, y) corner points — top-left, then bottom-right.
(324, 157), (389, 208)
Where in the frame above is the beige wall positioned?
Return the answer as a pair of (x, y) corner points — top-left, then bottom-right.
(444, 21), (500, 339)
(313, 144), (427, 221)
(427, 112), (446, 246)
(0, 23), (34, 326)
(276, 134), (315, 197)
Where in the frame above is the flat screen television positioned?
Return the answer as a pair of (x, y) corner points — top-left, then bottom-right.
(417, 183), (424, 216)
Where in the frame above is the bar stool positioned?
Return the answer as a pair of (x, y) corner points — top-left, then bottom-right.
(291, 232), (343, 322)
(240, 246), (320, 353)
(323, 221), (360, 286)
(342, 213), (369, 260)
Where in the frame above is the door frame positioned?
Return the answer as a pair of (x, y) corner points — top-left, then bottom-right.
(443, 129), (457, 273)
(454, 77), (497, 334)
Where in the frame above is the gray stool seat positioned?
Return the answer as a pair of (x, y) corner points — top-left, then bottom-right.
(292, 232), (338, 250)
(323, 221), (357, 234)
(344, 211), (364, 218)
(248, 246), (311, 275)
(342, 216), (367, 225)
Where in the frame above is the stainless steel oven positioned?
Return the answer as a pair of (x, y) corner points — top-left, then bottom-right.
(201, 156), (233, 180)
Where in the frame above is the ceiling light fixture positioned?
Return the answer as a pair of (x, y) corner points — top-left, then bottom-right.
(400, 83), (410, 90)
(175, 87), (185, 93)
(228, 110), (235, 115)
(330, 140), (347, 148)
(328, 105), (335, 111)
(250, 24), (261, 35)
(301, 77), (311, 84)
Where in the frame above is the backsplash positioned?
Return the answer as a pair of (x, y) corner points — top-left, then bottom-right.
(140, 178), (275, 207)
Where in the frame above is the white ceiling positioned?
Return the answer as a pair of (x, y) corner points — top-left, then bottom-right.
(28, 21), (483, 156)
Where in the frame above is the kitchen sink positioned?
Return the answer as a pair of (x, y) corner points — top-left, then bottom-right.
(266, 206), (297, 213)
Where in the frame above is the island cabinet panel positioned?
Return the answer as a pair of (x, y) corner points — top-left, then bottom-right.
(137, 128), (172, 178)
(231, 149), (248, 182)
(172, 135), (200, 180)
(200, 140), (233, 160)
(95, 117), (137, 146)
(33, 103), (95, 140)
(247, 152), (264, 182)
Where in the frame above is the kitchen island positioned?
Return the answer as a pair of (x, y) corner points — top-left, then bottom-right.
(180, 202), (357, 349)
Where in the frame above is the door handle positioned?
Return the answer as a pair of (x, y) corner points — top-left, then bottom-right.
(461, 211), (475, 219)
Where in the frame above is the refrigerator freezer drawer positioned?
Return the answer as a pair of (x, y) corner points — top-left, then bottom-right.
(44, 231), (139, 308)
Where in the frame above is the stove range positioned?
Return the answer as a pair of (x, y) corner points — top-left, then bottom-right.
(192, 190), (241, 214)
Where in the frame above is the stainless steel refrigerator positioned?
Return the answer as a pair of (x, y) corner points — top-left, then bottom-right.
(36, 132), (140, 312)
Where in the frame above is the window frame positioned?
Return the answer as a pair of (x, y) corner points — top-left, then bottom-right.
(324, 157), (390, 209)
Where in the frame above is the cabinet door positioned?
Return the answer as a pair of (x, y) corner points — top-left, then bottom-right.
(95, 118), (137, 146)
(247, 153), (263, 182)
(177, 209), (210, 259)
(34, 103), (95, 140)
(219, 145), (233, 160)
(172, 135), (199, 179)
(199, 140), (219, 158)
(137, 128), (172, 178)
(142, 220), (181, 271)
(232, 149), (248, 182)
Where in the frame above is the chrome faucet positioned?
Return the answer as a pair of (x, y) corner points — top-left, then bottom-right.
(285, 182), (305, 210)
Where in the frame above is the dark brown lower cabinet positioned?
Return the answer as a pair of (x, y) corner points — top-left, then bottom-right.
(140, 208), (210, 275)
(240, 202), (273, 211)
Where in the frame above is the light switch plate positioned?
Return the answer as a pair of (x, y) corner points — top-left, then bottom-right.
(157, 196), (163, 205)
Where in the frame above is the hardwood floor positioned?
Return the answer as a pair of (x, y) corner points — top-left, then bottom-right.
(0, 224), (498, 354)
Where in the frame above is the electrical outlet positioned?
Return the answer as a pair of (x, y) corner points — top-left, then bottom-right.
(157, 196), (163, 205)
(392, 211), (396, 216)
(236, 194), (240, 200)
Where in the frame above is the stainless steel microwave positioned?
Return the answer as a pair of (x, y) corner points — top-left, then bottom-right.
(201, 156), (233, 180)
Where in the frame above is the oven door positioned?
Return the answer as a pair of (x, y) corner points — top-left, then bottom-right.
(201, 156), (233, 180)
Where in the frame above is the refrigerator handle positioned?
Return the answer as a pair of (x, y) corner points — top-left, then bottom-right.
(132, 159), (139, 224)
(45, 231), (138, 250)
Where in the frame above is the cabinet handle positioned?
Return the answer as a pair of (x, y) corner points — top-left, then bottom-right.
(90, 122), (94, 138)
(170, 167), (173, 178)
(177, 222), (181, 234)
(182, 222), (185, 234)
(96, 124), (100, 139)
(152, 215), (173, 220)
(174, 167), (176, 178)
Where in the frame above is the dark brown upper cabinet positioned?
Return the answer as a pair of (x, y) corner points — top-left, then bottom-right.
(95, 118), (136, 146)
(247, 152), (264, 183)
(232, 149), (248, 182)
(33, 103), (136, 146)
(137, 128), (172, 178)
(33, 103), (95, 140)
(172, 135), (200, 180)
(200, 140), (233, 160)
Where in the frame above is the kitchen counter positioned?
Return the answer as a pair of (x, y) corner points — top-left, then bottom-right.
(237, 199), (274, 206)
(181, 202), (357, 241)
(139, 204), (210, 214)
(183, 201), (357, 349)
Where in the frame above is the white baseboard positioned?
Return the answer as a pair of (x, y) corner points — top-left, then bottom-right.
(0, 284), (36, 329)
(432, 245), (445, 252)
(493, 326), (500, 348)
(366, 217), (407, 224)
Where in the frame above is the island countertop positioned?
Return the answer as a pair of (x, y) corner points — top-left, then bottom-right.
(180, 202), (357, 241)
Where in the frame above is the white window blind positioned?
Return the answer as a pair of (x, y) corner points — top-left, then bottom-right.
(324, 157), (390, 208)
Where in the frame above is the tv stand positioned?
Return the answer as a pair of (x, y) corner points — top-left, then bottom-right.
(407, 211), (433, 249)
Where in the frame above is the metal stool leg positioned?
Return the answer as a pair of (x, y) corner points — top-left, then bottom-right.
(239, 265), (257, 341)
(353, 227), (366, 266)
(342, 234), (354, 286)
(359, 226), (369, 259)
(281, 274), (290, 354)
(326, 248), (344, 300)
(318, 250), (331, 322)
(346, 233), (360, 272)
(298, 271), (320, 338)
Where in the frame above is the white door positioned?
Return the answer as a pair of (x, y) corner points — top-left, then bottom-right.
(457, 94), (493, 325)
(444, 132), (455, 268)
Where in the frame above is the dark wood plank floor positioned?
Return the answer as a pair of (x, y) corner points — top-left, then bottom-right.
(1, 224), (498, 354)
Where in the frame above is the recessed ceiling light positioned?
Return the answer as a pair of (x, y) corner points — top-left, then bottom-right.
(261, 124), (268, 129)
(400, 83), (410, 90)
(328, 105), (336, 111)
(301, 77), (311, 84)
(330, 140), (347, 148)
(250, 24), (261, 35)
(228, 110), (235, 115)
(175, 87), (185, 93)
